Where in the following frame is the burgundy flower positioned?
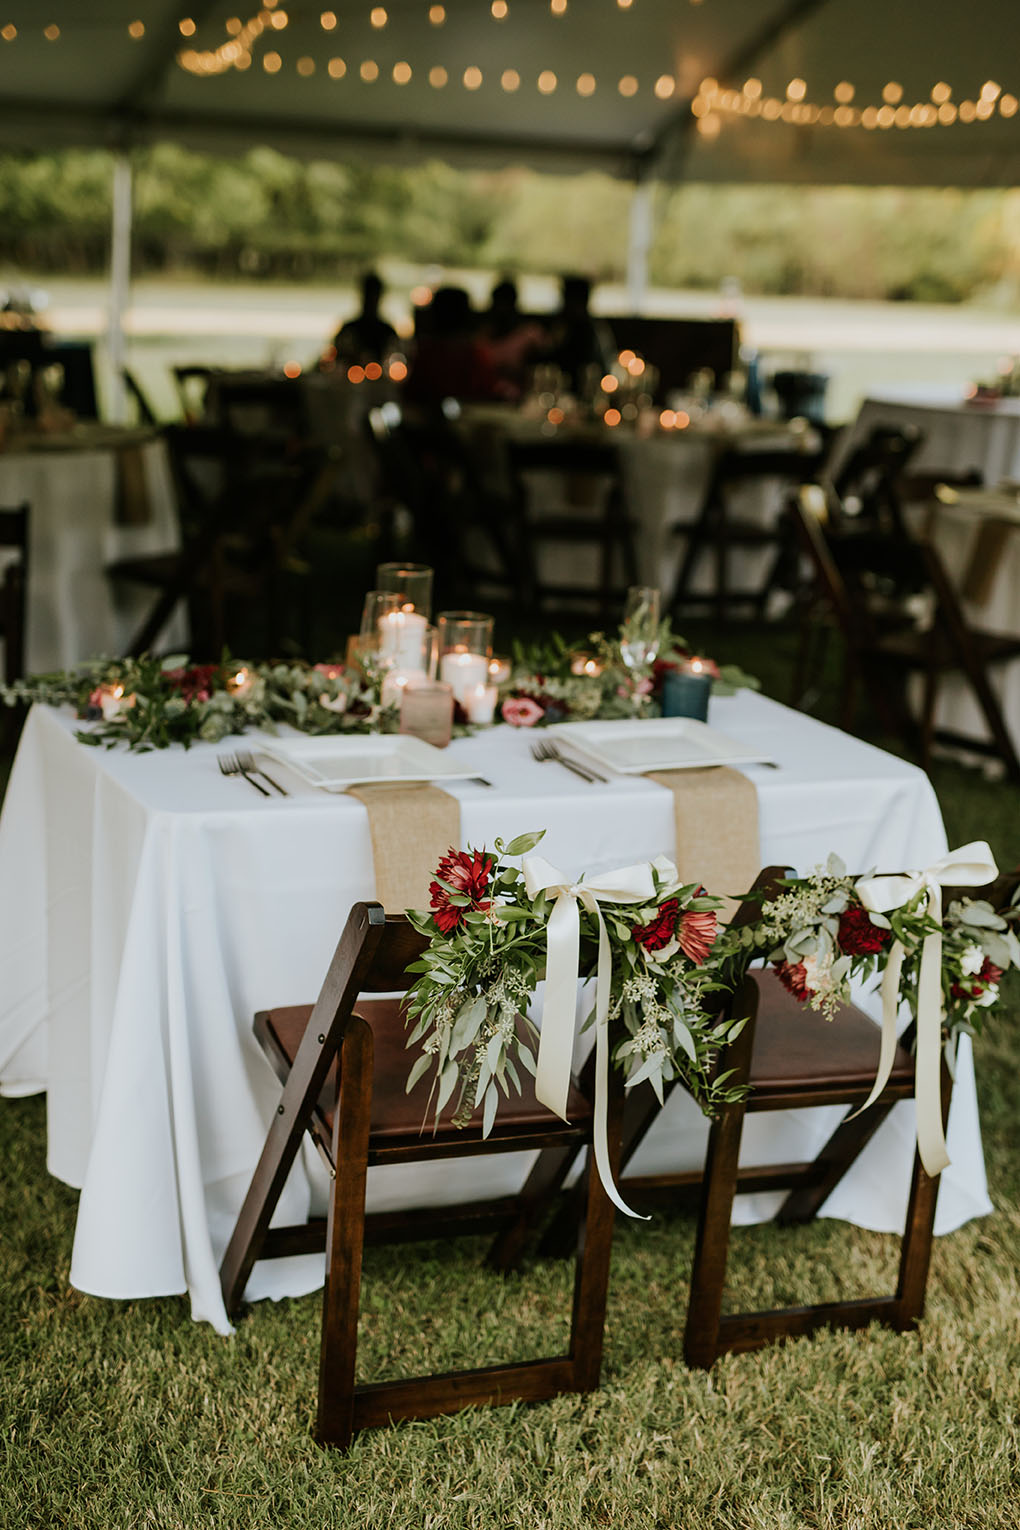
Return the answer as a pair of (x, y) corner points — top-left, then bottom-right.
(632, 898), (680, 953)
(837, 905), (891, 957)
(164, 663), (219, 704)
(980, 958), (1004, 984)
(429, 847), (494, 935)
(952, 958), (1005, 1002)
(676, 908), (718, 965)
(775, 959), (810, 1001)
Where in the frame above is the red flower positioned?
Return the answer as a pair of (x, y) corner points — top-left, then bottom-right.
(837, 905), (891, 956)
(980, 958), (1004, 984)
(632, 898), (679, 952)
(951, 958), (1005, 1002)
(164, 663), (219, 704)
(776, 959), (810, 1001)
(429, 847), (494, 935)
(676, 908), (718, 965)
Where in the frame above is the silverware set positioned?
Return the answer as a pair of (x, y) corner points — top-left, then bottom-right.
(530, 738), (607, 783)
(218, 751), (288, 797)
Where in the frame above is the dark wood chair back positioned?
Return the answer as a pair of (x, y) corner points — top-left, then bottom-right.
(0, 502), (29, 684)
(220, 901), (619, 1448)
(792, 486), (1020, 779)
(831, 422), (925, 535)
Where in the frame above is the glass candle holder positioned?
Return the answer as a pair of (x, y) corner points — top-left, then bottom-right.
(360, 590), (401, 650)
(661, 661), (712, 722)
(437, 611), (494, 702)
(376, 562), (434, 619)
(378, 606), (432, 672)
(399, 679), (454, 749)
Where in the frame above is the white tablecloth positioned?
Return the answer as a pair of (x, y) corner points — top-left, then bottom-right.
(846, 388), (1020, 483)
(0, 431), (183, 673)
(0, 693), (992, 1333)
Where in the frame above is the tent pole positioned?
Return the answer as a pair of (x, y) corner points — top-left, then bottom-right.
(625, 178), (655, 314)
(106, 152), (133, 424)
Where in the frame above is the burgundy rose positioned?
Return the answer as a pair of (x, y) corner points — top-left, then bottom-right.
(837, 905), (891, 957)
(775, 959), (810, 1001)
(633, 898), (680, 953)
(429, 847), (494, 935)
(165, 663), (219, 704)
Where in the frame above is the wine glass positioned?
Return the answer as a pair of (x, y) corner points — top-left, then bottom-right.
(619, 585), (661, 670)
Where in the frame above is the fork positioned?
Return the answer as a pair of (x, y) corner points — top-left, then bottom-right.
(218, 752), (270, 797)
(530, 738), (606, 783)
(234, 748), (288, 796)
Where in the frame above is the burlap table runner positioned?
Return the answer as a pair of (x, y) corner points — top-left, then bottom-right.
(347, 782), (460, 912)
(646, 766), (760, 915)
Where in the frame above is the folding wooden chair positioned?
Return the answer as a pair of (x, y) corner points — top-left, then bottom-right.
(792, 486), (1020, 781)
(220, 902), (619, 1449)
(494, 868), (1015, 1367)
(670, 444), (824, 622)
(507, 438), (639, 620)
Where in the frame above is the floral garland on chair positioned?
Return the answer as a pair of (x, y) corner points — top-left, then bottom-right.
(403, 830), (747, 1140)
(716, 853), (1020, 1047)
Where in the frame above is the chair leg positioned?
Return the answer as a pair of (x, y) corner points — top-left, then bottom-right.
(683, 1097), (747, 1370)
(568, 1075), (622, 1391)
(316, 1015), (374, 1450)
(893, 1066), (953, 1331)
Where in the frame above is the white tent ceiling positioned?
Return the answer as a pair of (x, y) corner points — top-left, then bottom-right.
(0, 0), (1017, 185)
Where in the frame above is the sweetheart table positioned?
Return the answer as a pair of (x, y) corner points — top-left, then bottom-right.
(0, 691), (992, 1333)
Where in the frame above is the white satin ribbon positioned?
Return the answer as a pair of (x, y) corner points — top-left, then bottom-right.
(855, 841), (998, 1177)
(523, 853), (656, 1218)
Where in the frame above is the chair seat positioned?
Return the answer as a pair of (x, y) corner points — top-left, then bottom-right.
(748, 970), (914, 1098)
(257, 1000), (591, 1144)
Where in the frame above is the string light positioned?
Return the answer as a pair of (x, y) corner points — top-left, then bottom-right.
(262, 50), (281, 72)
(654, 74), (675, 99)
(491, 0), (507, 15)
(128, 20), (145, 38)
(428, 4), (445, 23)
(327, 56), (346, 77)
(360, 58), (379, 80)
(618, 74), (638, 96)
(296, 54), (314, 75)
(370, 7), (387, 28)
(43, 23), (60, 40)
(501, 68), (520, 91)
(1, 24), (15, 39)
(463, 65), (482, 89)
(537, 68), (557, 93)
(576, 72), (596, 96)
(694, 75), (1017, 135)
(428, 64), (447, 87)
(179, 17), (196, 36)
(320, 10), (336, 28)
(392, 60), (411, 83)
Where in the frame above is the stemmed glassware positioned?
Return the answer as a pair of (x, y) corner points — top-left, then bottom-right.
(619, 585), (661, 670)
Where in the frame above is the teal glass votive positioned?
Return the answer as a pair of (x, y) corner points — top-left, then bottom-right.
(661, 666), (712, 721)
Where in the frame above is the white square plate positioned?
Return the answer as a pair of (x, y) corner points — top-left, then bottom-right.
(258, 734), (476, 791)
(545, 717), (775, 773)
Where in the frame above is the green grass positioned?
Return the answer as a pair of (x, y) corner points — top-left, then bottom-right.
(1, 619), (1018, 1529)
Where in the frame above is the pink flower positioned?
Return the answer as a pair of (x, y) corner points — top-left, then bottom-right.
(635, 676), (654, 696)
(676, 909), (718, 965)
(314, 663), (345, 680)
(502, 695), (544, 727)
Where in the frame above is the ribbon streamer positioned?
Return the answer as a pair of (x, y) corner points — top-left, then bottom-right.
(855, 841), (998, 1177)
(522, 853), (655, 1218)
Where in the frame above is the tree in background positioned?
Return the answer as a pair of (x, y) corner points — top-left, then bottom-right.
(0, 145), (1017, 308)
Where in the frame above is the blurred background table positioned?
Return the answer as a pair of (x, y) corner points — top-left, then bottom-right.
(0, 425), (183, 671)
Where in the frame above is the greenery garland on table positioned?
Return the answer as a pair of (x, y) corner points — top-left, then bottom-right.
(497, 621), (759, 729)
(0, 621), (759, 751)
(404, 839), (1020, 1140)
(0, 653), (397, 751)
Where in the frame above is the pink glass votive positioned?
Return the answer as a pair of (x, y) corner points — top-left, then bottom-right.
(399, 680), (455, 749)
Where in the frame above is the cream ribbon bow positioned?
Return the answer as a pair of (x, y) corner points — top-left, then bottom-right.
(522, 853), (656, 1218)
(855, 841), (998, 1177)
